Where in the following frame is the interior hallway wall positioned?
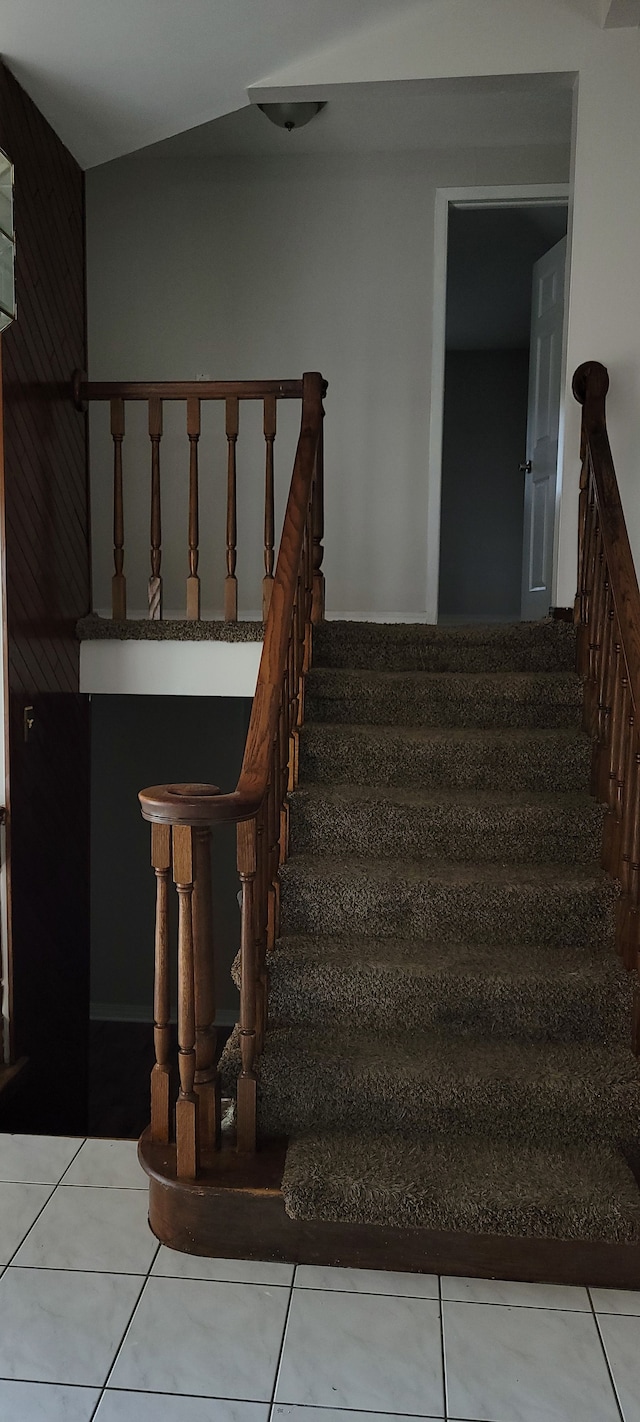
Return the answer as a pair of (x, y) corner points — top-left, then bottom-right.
(438, 350), (528, 620)
(86, 143), (569, 621)
(90, 695), (251, 1021)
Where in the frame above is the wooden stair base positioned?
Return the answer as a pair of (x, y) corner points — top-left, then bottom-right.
(138, 1131), (640, 1289)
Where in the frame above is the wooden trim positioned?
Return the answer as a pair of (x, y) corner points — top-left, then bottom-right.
(76, 377), (306, 405)
(140, 1134), (640, 1288)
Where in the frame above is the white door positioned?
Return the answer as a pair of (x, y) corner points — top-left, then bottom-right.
(521, 235), (567, 620)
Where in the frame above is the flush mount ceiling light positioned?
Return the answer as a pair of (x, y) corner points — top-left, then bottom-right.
(257, 101), (326, 132)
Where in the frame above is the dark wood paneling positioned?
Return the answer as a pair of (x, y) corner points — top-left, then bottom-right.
(0, 63), (91, 1132)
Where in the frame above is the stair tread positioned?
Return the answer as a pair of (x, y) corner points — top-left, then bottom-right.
(309, 668), (580, 684)
(260, 1022), (639, 1079)
(292, 782), (599, 812)
(282, 1130), (640, 1241)
(302, 722), (587, 745)
(273, 932), (623, 979)
(282, 853), (610, 889)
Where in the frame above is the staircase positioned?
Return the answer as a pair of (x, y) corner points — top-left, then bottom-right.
(224, 619), (640, 1245)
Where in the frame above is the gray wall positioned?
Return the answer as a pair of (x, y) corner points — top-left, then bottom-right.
(90, 695), (251, 1020)
(438, 350), (529, 620)
(86, 144), (570, 620)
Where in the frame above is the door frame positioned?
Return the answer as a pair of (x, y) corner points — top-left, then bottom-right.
(427, 183), (571, 624)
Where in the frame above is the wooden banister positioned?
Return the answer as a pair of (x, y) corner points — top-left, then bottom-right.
(573, 360), (640, 1048)
(138, 371), (325, 1171)
(74, 372), (325, 623)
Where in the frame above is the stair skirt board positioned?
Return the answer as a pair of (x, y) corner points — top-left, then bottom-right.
(139, 1135), (640, 1290)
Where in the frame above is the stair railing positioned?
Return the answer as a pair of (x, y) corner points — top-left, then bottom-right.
(573, 360), (640, 1049)
(73, 372), (314, 622)
(138, 371), (325, 1174)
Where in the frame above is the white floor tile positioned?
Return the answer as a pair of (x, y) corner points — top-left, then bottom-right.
(294, 1264), (439, 1298)
(443, 1300), (620, 1422)
(13, 1186), (157, 1274)
(108, 1276), (290, 1399)
(0, 1135), (83, 1185)
(591, 1286), (640, 1316)
(0, 1267), (144, 1386)
(441, 1275), (590, 1311)
(95, 1394), (270, 1421)
(273, 1409), (442, 1422)
(0, 1380), (99, 1421)
(0, 1182), (53, 1264)
(275, 1288), (444, 1417)
(598, 1312), (640, 1422)
(152, 1249), (294, 1286)
(62, 1139), (147, 1190)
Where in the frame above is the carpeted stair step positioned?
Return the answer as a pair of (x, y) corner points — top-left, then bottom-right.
(220, 1025), (640, 1144)
(305, 668), (582, 729)
(266, 934), (632, 1041)
(288, 784), (603, 864)
(280, 855), (615, 946)
(281, 1131), (640, 1243)
(299, 723), (591, 793)
(313, 619), (577, 675)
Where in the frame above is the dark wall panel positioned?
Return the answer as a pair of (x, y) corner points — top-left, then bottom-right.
(0, 62), (91, 1131)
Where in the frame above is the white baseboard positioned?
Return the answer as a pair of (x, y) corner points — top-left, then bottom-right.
(90, 1002), (238, 1027)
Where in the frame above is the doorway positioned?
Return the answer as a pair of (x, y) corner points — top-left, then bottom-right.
(428, 187), (570, 624)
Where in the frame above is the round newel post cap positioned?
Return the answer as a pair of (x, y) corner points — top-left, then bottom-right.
(572, 361), (609, 407)
(139, 783), (221, 825)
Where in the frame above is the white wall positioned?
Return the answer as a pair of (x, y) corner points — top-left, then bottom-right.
(86, 143), (569, 621)
(251, 0), (640, 611)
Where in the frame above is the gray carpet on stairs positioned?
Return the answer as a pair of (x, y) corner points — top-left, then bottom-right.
(220, 618), (640, 1244)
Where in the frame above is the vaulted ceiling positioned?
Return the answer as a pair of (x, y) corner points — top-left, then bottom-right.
(0, 0), (634, 171)
(0, 0), (417, 169)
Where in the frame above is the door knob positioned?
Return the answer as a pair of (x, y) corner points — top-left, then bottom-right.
(519, 460), (532, 474)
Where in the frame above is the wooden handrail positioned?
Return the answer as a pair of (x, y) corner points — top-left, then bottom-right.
(73, 373), (304, 407)
(573, 360), (640, 1050)
(138, 371), (325, 1170)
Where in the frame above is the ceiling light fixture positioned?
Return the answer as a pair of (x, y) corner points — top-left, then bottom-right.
(257, 101), (326, 132)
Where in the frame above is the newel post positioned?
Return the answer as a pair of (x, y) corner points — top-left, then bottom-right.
(236, 817), (258, 1154)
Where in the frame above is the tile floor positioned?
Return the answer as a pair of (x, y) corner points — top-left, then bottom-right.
(0, 1134), (639, 1421)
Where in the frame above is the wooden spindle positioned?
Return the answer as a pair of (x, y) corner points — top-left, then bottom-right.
(150, 822), (171, 1144)
(187, 397), (201, 620)
(110, 397), (126, 619)
(311, 396), (325, 624)
(263, 395), (276, 620)
(192, 824), (221, 1151)
(148, 397), (163, 619)
(225, 396), (239, 621)
(173, 823), (199, 1178)
(237, 818), (257, 1153)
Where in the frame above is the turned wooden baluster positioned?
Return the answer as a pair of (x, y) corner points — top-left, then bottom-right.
(192, 824), (221, 1150)
(237, 818), (257, 1153)
(263, 395), (276, 620)
(110, 397), (126, 619)
(150, 822), (171, 1144)
(173, 824), (199, 1178)
(594, 595), (615, 790)
(602, 642), (627, 873)
(623, 739), (640, 976)
(148, 397), (163, 619)
(225, 396), (239, 621)
(311, 397), (325, 624)
(187, 397), (201, 620)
